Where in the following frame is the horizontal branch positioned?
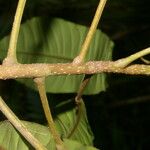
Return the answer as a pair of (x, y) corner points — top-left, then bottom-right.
(0, 61), (150, 79)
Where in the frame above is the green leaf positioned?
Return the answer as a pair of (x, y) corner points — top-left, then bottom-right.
(0, 120), (98, 150)
(0, 120), (55, 150)
(0, 17), (114, 94)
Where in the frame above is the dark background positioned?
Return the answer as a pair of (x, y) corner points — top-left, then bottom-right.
(0, 0), (150, 150)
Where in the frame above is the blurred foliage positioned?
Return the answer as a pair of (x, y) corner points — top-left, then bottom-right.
(0, 121), (97, 150)
(0, 0), (150, 150)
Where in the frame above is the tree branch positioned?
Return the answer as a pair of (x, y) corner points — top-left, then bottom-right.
(73, 0), (107, 64)
(3, 0), (26, 65)
(34, 78), (64, 148)
(0, 61), (150, 79)
(0, 97), (47, 150)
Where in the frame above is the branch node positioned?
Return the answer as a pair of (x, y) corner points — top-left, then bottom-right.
(72, 56), (83, 65)
(2, 57), (18, 66)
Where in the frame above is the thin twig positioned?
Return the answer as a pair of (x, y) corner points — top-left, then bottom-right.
(140, 57), (150, 64)
(73, 0), (107, 64)
(67, 99), (83, 138)
(76, 75), (92, 101)
(67, 75), (92, 138)
(0, 97), (47, 150)
(114, 47), (150, 68)
(3, 0), (26, 65)
(108, 95), (150, 108)
(34, 78), (64, 147)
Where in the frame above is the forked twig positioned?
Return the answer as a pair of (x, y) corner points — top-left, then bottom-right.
(3, 0), (26, 65)
(73, 0), (107, 64)
(115, 47), (150, 68)
(67, 75), (92, 138)
(140, 57), (150, 64)
(0, 97), (47, 150)
(34, 78), (64, 148)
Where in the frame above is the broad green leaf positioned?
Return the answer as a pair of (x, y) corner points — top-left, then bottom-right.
(0, 120), (55, 150)
(0, 17), (114, 94)
(0, 120), (98, 150)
